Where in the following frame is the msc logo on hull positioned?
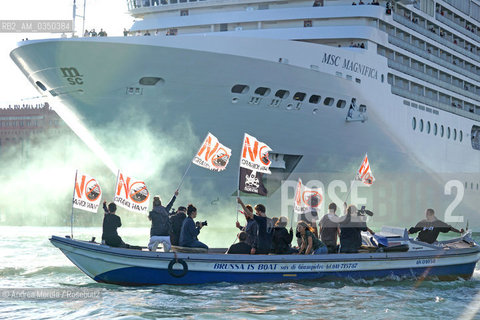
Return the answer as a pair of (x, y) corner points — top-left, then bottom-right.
(60, 67), (83, 85)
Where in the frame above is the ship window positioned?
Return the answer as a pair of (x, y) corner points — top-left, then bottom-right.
(381, 74), (385, 83)
(336, 100), (346, 109)
(427, 121), (431, 134)
(359, 105), (366, 112)
(139, 77), (163, 86)
(471, 183), (474, 189)
(275, 90), (289, 99)
(411, 103), (418, 108)
(231, 85), (249, 94)
(355, 78), (361, 83)
(35, 81), (47, 91)
(404, 100), (410, 106)
(465, 182), (468, 189)
(293, 92), (306, 101)
(254, 87), (271, 96)
(220, 24), (228, 32)
(304, 20), (312, 28)
(434, 123), (438, 136)
(180, 9), (188, 16)
(309, 95), (321, 104)
(412, 117), (416, 130)
(433, 110), (439, 115)
(477, 184), (479, 190)
(447, 127), (451, 139)
(323, 97), (334, 106)
(419, 119), (424, 132)
(460, 130), (463, 142)
(441, 125), (444, 137)
(453, 128), (457, 141)
(419, 105), (425, 111)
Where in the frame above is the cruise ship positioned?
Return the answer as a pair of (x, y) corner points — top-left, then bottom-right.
(9, 0), (480, 227)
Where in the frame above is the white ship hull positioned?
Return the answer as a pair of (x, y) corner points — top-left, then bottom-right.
(10, 35), (480, 227)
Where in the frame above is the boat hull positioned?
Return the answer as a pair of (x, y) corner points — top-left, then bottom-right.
(50, 235), (480, 286)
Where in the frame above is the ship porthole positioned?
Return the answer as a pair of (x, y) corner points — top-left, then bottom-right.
(232, 97), (239, 104)
(313, 108), (318, 115)
(286, 103), (293, 110)
(427, 121), (431, 134)
(434, 123), (438, 136)
(168, 259), (188, 278)
(419, 119), (424, 132)
(460, 130), (463, 142)
(412, 117), (416, 130)
(447, 127), (451, 139)
(440, 125), (444, 137)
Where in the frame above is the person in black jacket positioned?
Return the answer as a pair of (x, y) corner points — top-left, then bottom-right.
(147, 190), (178, 251)
(408, 208), (464, 244)
(237, 197), (273, 254)
(271, 216), (294, 254)
(339, 204), (373, 253)
(169, 206), (187, 246)
(101, 201), (140, 249)
(179, 204), (208, 249)
(226, 231), (251, 254)
(235, 204), (258, 254)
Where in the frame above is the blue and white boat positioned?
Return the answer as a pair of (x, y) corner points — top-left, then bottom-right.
(50, 227), (480, 286)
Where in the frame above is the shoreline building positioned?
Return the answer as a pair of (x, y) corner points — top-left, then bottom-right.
(0, 102), (70, 156)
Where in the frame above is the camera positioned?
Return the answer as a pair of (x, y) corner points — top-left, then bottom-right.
(196, 220), (208, 227)
(358, 205), (373, 216)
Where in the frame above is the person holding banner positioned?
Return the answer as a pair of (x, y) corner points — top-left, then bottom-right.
(237, 197), (273, 254)
(147, 190), (178, 251)
(297, 221), (327, 254)
(101, 201), (140, 249)
(235, 204), (258, 255)
(179, 204), (208, 250)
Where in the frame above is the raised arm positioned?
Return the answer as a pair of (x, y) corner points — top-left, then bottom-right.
(165, 190), (179, 212)
(237, 197), (253, 216)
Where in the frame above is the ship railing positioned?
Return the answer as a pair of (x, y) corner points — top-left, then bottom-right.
(392, 13), (480, 64)
(126, 0), (208, 11)
(391, 87), (480, 122)
(387, 60), (480, 101)
(436, 14), (480, 46)
(388, 36), (480, 81)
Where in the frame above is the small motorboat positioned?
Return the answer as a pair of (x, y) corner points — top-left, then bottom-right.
(50, 226), (480, 286)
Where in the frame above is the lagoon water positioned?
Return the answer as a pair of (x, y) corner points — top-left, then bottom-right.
(1, 226), (479, 320)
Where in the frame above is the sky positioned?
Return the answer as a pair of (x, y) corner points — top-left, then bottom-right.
(0, 0), (132, 105)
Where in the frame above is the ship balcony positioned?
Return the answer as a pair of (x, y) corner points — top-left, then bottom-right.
(392, 13), (480, 64)
(388, 36), (480, 81)
(436, 14), (480, 46)
(126, 0), (283, 13)
(391, 86), (480, 122)
(387, 60), (480, 102)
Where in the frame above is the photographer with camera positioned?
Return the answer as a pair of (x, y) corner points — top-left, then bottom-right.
(339, 204), (374, 253)
(179, 204), (208, 250)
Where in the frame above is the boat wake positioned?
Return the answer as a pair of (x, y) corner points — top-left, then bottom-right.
(0, 266), (80, 278)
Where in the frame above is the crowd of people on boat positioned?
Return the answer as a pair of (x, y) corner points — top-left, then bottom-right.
(100, 189), (465, 254)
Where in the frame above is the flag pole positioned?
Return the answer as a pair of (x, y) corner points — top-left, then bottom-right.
(177, 161), (192, 191)
(236, 133), (246, 222)
(70, 170), (78, 239)
(344, 178), (355, 203)
(113, 169), (120, 203)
